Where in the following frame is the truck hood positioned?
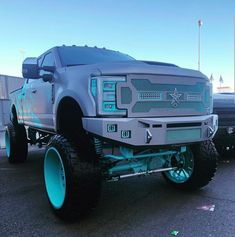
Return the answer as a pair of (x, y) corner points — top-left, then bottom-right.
(95, 61), (206, 79)
(65, 60), (207, 79)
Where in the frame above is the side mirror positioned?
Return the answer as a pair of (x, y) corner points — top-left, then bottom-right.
(39, 65), (55, 82)
(41, 65), (55, 73)
(22, 57), (40, 79)
(42, 73), (53, 82)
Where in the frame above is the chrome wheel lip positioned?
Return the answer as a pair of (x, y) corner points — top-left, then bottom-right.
(5, 130), (10, 158)
(44, 147), (66, 209)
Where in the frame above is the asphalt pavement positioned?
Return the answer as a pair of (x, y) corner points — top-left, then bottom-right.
(1, 147), (235, 237)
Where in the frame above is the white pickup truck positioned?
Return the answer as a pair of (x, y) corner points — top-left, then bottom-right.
(6, 45), (218, 221)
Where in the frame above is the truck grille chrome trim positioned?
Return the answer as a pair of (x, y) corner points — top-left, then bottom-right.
(137, 91), (163, 101)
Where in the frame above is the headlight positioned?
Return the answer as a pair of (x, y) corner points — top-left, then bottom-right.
(90, 77), (126, 116)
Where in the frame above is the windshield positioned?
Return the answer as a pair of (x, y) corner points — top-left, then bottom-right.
(58, 46), (135, 66)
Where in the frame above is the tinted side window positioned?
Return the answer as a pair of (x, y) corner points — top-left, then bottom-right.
(42, 53), (54, 67)
(38, 56), (43, 67)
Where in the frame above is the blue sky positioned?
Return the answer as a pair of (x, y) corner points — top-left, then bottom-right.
(0, 0), (234, 90)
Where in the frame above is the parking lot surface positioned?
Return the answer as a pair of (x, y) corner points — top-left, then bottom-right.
(1, 147), (235, 237)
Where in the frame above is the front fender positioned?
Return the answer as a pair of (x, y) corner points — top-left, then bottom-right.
(54, 89), (96, 130)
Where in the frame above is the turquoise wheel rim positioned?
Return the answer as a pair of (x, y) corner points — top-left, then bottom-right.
(5, 130), (10, 157)
(44, 147), (66, 209)
(165, 148), (194, 183)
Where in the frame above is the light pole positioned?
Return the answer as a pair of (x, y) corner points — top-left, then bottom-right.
(210, 74), (214, 82)
(198, 20), (203, 71)
(219, 75), (223, 88)
(19, 48), (26, 61)
(234, 16), (235, 102)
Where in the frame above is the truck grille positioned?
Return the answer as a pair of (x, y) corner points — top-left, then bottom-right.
(116, 75), (211, 117)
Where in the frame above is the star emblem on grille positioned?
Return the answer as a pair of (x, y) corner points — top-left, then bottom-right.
(170, 88), (182, 107)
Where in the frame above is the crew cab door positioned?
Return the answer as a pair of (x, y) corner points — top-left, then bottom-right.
(23, 52), (55, 130)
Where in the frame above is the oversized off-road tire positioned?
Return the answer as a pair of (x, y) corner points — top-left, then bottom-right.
(44, 135), (102, 221)
(162, 140), (218, 190)
(5, 122), (28, 163)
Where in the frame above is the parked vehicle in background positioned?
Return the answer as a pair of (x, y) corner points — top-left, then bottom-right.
(0, 75), (25, 148)
(6, 45), (218, 221)
(213, 92), (235, 155)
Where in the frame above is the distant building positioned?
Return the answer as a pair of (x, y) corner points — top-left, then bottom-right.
(217, 86), (232, 93)
(0, 74), (25, 148)
(0, 74), (25, 99)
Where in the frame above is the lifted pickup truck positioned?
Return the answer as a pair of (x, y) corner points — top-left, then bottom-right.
(6, 45), (218, 220)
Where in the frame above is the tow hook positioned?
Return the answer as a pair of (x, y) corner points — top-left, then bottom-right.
(146, 129), (152, 144)
(207, 126), (215, 138)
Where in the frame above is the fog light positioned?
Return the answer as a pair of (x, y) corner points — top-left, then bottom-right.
(107, 124), (117, 133)
(121, 130), (131, 139)
(227, 127), (234, 134)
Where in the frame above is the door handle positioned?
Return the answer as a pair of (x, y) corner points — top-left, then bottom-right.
(32, 89), (37, 94)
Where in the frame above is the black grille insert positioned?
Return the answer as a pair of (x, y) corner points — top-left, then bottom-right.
(167, 122), (202, 128)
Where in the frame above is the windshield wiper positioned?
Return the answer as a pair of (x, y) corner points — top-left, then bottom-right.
(66, 64), (85, 67)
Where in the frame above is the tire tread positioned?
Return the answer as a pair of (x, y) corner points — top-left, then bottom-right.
(45, 135), (101, 221)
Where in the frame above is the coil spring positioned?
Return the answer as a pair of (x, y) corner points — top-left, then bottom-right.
(94, 138), (103, 157)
